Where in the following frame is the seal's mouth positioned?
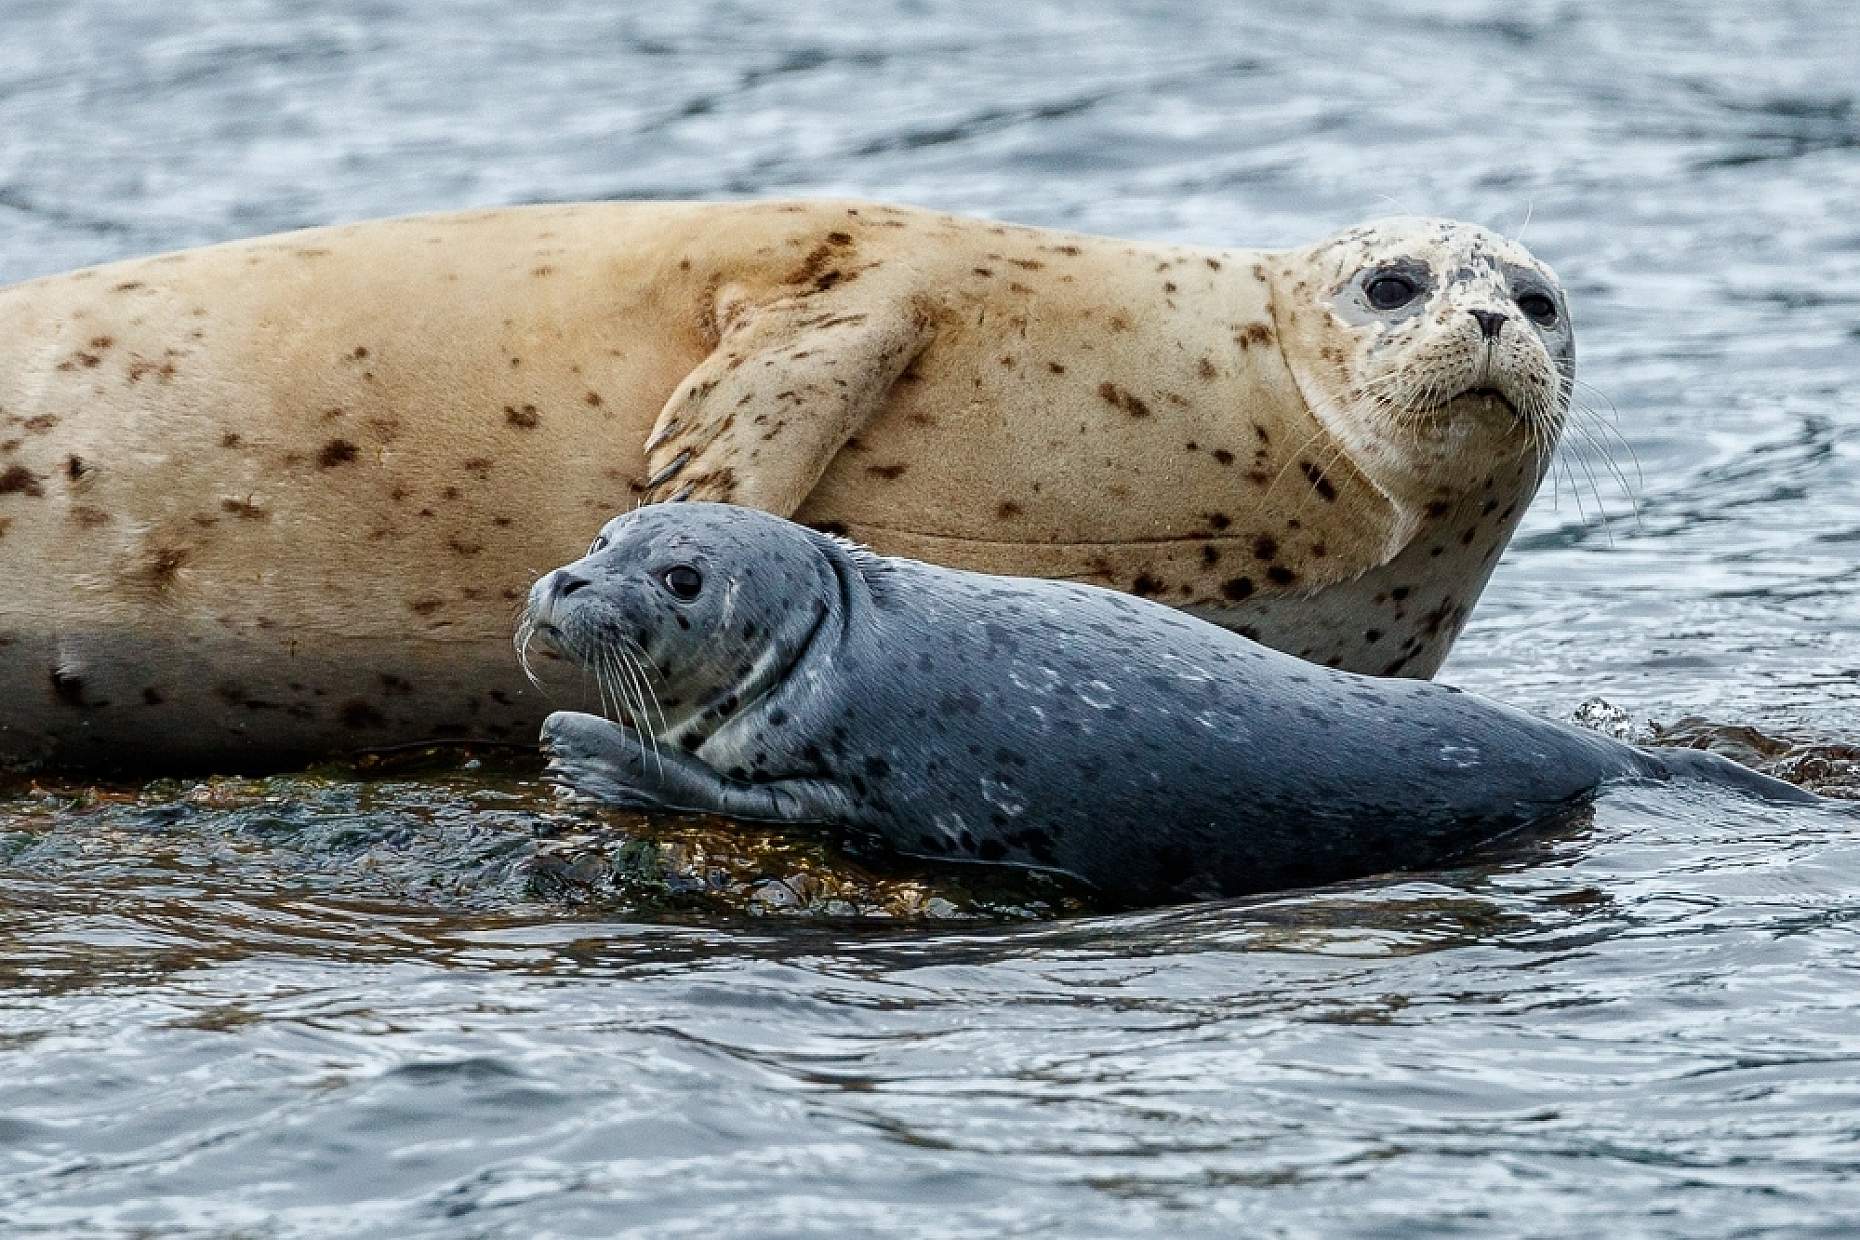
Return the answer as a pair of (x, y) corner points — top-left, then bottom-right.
(1453, 385), (1520, 417)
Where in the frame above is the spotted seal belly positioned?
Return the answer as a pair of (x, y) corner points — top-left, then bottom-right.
(526, 504), (1815, 908)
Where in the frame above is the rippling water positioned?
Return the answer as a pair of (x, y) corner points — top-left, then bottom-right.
(4, 1), (1860, 1234)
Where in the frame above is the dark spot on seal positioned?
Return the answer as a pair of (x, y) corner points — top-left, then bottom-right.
(1221, 576), (1256, 601)
(0, 465), (44, 497)
(1132, 573), (1164, 597)
(1426, 500), (1451, 518)
(1365, 629), (1383, 643)
(1234, 322), (1273, 348)
(340, 700), (385, 729)
(220, 432), (243, 449)
(505, 405), (541, 429)
(50, 668), (91, 708)
(1200, 545), (1220, 566)
(1097, 382), (1150, 418)
(1300, 461), (1337, 502)
(1211, 449), (1235, 466)
(317, 439), (359, 468)
(997, 500), (1023, 519)
(1206, 513), (1232, 530)
(1391, 586), (1412, 601)
(977, 839), (1008, 862)
(409, 598), (444, 616)
(1048, 361), (1066, 374)
(866, 463), (907, 480)
(141, 547), (189, 588)
(1252, 535), (1278, 562)
(141, 687), (164, 706)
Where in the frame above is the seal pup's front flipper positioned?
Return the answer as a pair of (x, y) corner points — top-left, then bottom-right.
(541, 711), (852, 824)
(640, 285), (935, 511)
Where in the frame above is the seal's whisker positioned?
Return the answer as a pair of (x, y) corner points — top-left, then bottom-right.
(1570, 387), (1646, 492)
(1564, 406), (1643, 530)
(1559, 418), (1616, 546)
(617, 635), (672, 740)
(609, 646), (664, 776)
(513, 613), (545, 693)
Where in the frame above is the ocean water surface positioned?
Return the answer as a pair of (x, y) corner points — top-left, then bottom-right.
(3, 1), (1860, 1234)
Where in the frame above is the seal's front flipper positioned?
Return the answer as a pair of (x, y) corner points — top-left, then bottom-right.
(541, 710), (852, 825)
(541, 711), (683, 811)
(640, 286), (935, 512)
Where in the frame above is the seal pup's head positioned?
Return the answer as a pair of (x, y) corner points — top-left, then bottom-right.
(521, 503), (843, 750)
(1268, 217), (1573, 499)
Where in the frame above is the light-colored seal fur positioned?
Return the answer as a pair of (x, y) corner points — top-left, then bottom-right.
(531, 505), (1813, 907)
(0, 200), (1572, 768)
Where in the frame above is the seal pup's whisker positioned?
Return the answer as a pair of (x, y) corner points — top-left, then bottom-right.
(513, 612), (545, 693)
(616, 634), (672, 740)
(607, 645), (665, 776)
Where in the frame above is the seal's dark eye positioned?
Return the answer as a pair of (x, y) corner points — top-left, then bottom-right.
(1517, 292), (1558, 325)
(661, 565), (703, 601)
(1365, 274), (1419, 310)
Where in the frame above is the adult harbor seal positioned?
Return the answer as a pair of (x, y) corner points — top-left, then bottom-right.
(0, 201), (1572, 768)
(530, 505), (1812, 907)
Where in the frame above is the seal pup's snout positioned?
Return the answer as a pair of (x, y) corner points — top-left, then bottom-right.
(527, 567), (586, 628)
(549, 569), (592, 601)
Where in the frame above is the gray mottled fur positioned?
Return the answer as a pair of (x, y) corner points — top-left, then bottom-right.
(531, 504), (1814, 906)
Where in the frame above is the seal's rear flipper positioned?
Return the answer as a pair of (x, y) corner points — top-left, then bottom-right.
(1646, 745), (1823, 805)
(541, 710), (851, 824)
(639, 286), (935, 512)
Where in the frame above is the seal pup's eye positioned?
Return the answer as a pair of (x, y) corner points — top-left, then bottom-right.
(661, 565), (703, 601)
(1516, 291), (1558, 326)
(1364, 274), (1419, 310)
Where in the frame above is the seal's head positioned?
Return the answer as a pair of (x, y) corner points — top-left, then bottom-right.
(521, 503), (836, 746)
(1269, 216), (1573, 498)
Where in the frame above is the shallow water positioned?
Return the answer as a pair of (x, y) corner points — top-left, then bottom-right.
(4, 0), (1860, 1234)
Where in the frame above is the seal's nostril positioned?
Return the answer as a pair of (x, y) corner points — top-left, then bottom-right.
(1469, 309), (1507, 340)
(555, 572), (591, 598)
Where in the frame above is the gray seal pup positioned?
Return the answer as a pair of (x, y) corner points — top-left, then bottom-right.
(524, 504), (1813, 906)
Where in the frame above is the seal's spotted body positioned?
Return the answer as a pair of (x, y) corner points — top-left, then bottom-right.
(0, 201), (1568, 767)
(533, 506), (1812, 907)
